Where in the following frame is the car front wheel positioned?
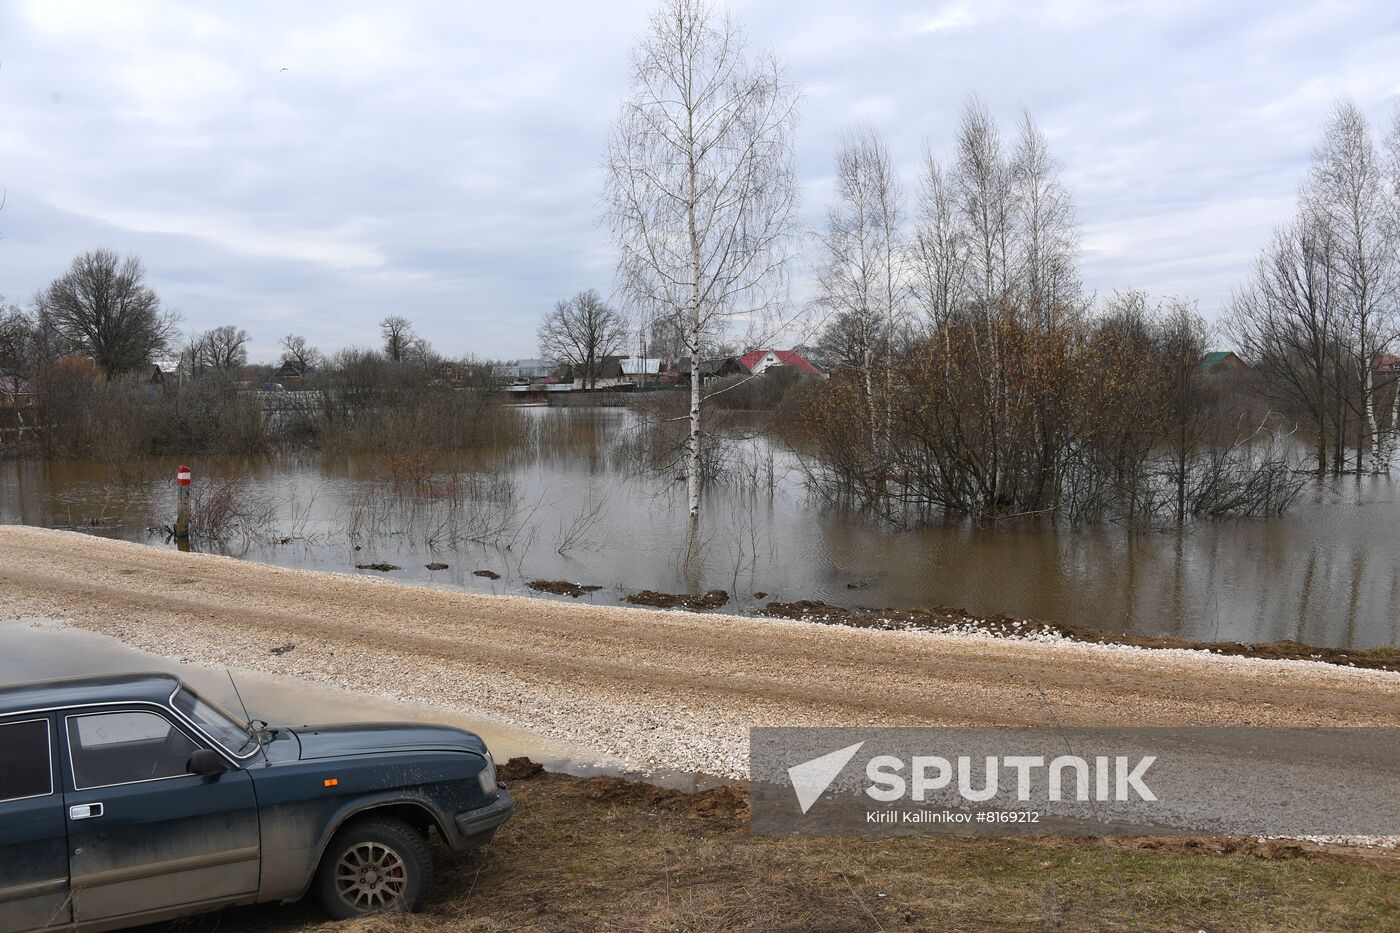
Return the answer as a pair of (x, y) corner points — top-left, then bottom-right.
(314, 817), (434, 919)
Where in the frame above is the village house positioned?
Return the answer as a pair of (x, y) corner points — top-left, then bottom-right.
(1198, 351), (1250, 375)
(273, 359), (311, 383)
(677, 356), (746, 387)
(493, 358), (555, 384)
(738, 348), (824, 377)
(619, 356), (676, 386)
(558, 355), (627, 389)
(141, 352), (186, 388)
(433, 360), (464, 387)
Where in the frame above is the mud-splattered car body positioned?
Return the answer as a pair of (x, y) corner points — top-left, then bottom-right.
(0, 672), (513, 933)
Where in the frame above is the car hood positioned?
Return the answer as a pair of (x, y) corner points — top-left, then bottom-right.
(289, 722), (488, 761)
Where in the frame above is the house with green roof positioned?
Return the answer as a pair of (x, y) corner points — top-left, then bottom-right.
(1198, 351), (1249, 375)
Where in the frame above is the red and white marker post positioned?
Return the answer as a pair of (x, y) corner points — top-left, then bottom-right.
(174, 465), (192, 538)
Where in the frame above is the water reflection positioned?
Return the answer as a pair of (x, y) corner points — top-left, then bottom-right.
(2, 407), (1398, 649)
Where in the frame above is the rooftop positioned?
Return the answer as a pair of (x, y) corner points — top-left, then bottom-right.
(740, 349), (822, 375)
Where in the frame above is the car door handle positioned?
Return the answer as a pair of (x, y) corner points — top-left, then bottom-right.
(69, 803), (103, 820)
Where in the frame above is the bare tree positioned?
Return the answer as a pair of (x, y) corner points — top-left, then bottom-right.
(911, 148), (967, 331)
(279, 333), (323, 375)
(537, 289), (628, 390)
(642, 309), (687, 361)
(1010, 110), (1080, 319)
(1382, 104), (1400, 464)
(954, 96), (1014, 311)
(35, 250), (178, 378)
(380, 315), (416, 363)
(0, 300), (34, 399)
(1229, 213), (1339, 473)
(605, 0), (799, 521)
(404, 335), (438, 370)
(1158, 299), (1210, 521)
(815, 309), (880, 374)
(815, 125), (907, 456)
(1306, 99), (1397, 472)
(195, 324), (249, 372)
(950, 98), (1019, 505)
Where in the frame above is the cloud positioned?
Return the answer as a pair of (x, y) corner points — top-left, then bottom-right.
(915, 3), (975, 34)
(46, 197), (388, 270)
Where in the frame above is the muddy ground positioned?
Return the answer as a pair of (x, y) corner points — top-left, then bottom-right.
(626, 588), (731, 610)
(161, 760), (1400, 933)
(526, 579), (602, 598)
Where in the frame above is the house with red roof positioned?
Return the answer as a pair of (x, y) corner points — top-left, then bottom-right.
(738, 348), (823, 377)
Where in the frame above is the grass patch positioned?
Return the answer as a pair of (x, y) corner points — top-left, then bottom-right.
(168, 768), (1400, 932)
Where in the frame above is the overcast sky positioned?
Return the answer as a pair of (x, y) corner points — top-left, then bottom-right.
(2, 0), (1398, 362)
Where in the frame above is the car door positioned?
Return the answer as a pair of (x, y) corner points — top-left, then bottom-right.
(0, 715), (70, 933)
(61, 707), (261, 925)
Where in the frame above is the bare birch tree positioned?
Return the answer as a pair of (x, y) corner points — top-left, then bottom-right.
(537, 289), (628, 390)
(1306, 99), (1397, 472)
(911, 148), (966, 332)
(1010, 110), (1080, 320)
(605, 0), (799, 522)
(815, 124), (907, 457)
(954, 97), (1014, 311)
(1383, 104), (1400, 463)
(950, 97), (1018, 505)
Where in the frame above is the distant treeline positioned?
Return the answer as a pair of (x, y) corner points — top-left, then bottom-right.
(0, 264), (516, 461)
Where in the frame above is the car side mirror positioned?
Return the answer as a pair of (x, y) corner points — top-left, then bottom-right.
(188, 749), (231, 776)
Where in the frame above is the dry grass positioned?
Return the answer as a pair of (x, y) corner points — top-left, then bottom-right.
(169, 769), (1400, 933)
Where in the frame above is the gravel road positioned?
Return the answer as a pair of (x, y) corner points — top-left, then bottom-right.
(4, 525), (1400, 778)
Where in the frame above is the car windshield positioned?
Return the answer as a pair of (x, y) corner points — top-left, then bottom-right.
(171, 686), (257, 757)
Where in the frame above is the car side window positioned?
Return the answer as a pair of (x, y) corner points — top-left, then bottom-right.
(0, 719), (53, 802)
(67, 710), (202, 789)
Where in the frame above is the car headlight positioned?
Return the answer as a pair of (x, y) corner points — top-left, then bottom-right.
(477, 749), (498, 797)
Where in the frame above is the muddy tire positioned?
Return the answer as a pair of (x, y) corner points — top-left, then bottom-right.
(314, 817), (433, 919)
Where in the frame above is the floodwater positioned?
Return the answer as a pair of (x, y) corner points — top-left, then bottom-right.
(2, 406), (1399, 649)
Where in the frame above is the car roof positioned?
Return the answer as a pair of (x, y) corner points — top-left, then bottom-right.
(0, 672), (183, 717)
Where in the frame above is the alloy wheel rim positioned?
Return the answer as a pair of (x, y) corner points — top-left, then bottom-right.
(334, 841), (408, 911)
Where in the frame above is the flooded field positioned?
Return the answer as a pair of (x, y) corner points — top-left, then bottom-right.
(2, 406), (1399, 648)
